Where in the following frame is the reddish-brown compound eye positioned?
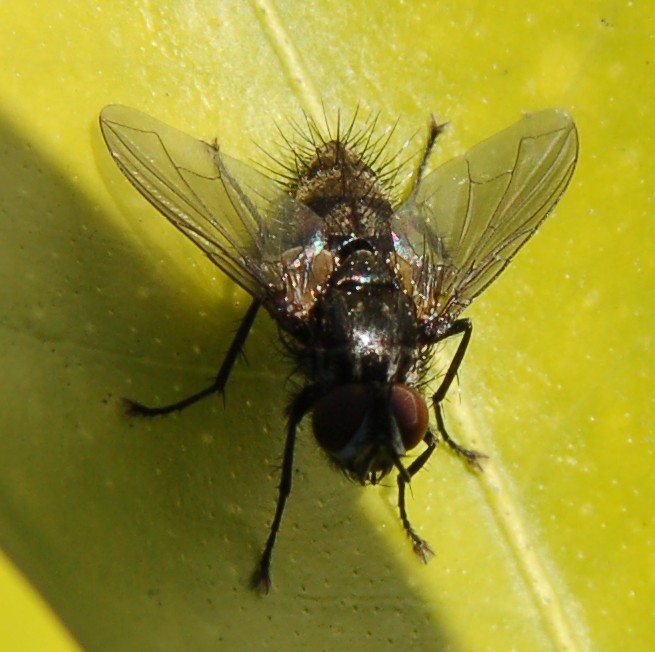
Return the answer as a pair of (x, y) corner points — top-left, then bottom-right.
(312, 384), (373, 453)
(390, 384), (429, 451)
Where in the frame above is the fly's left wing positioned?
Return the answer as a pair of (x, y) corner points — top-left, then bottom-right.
(100, 105), (328, 321)
(393, 109), (579, 330)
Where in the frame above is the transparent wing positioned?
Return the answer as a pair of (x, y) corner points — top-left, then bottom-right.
(99, 104), (324, 302)
(393, 109), (578, 324)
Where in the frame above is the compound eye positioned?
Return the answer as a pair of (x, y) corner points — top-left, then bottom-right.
(390, 384), (429, 451)
(312, 384), (372, 453)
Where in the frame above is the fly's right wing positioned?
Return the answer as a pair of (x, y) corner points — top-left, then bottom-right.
(100, 105), (326, 312)
(393, 109), (579, 329)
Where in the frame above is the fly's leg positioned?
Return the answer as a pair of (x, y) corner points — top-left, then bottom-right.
(434, 407), (485, 470)
(399, 319), (483, 562)
(251, 385), (317, 594)
(397, 431), (438, 562)
(409, 116), (448, 193)
(432, 318), (486, 470)
(124, 299), (260, 416)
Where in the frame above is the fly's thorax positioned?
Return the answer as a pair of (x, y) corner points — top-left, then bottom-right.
(307, 248), (420, 385)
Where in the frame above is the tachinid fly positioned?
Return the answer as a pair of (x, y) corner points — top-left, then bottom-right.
(99, 105), (578, 592)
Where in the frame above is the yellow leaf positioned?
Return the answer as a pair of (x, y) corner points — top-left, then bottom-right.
(0, 1), (652, 650)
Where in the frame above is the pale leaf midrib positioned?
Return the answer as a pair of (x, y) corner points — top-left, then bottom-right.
(250, 0), (323, 120)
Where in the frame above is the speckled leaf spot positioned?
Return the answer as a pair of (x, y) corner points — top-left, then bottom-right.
(100, 104), (578, 592)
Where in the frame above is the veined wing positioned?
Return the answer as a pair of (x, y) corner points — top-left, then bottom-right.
(393, 109), (578, 326)
(99, 105), (325, 307)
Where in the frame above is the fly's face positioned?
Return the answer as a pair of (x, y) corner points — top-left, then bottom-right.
(312, 381), (429, 484)
(100, 104), (579, 591)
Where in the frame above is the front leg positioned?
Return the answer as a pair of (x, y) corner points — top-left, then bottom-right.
(397, 431), (438, 562)
(251, 385), (318, 593)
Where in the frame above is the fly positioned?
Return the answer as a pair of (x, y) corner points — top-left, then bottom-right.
(99, 105), (578, 592)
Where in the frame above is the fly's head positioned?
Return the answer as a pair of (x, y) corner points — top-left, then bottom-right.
(311, 381), (429, 484)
